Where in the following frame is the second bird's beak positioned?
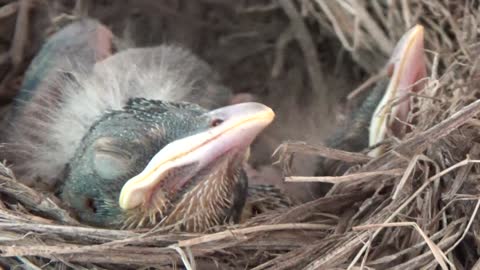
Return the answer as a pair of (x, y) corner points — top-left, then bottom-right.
(119, 102), (275, 210)
(369, 25), (427, 157)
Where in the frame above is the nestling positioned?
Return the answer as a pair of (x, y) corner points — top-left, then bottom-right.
(2, 19), (274, 231)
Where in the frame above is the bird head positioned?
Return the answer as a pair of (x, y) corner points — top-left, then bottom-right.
(60, 99), (274, 231)
(369, 25), (427, 156)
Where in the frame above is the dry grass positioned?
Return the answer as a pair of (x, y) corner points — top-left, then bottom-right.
(1, 0), (480, 269)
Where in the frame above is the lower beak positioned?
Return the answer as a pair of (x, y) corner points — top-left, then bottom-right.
(369, 25), (427, 157)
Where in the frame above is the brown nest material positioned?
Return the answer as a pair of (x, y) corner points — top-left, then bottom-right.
(1, 0), (480, 269)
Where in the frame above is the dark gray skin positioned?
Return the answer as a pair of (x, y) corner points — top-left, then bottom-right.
(316, 79), (388, 177)
(13, 19), (113, 114)
(59, 98), (248, 229)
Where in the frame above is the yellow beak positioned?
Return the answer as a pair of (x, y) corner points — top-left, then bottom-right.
(119, 102), (274, 210)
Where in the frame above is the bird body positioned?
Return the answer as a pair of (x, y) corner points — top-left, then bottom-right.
(3, 19), (115, 188)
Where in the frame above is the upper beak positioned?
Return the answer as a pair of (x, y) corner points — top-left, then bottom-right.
(369, 25), (427, 157)
(119, 102), (275, 210)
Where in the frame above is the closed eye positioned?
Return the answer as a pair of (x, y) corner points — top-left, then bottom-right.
(95, 148), (132, 160)
(94, 137), (133, 160)
(93, 137), (134, 180)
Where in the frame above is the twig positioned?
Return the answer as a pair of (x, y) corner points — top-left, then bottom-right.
(348, 158), (480, 268)
(0, 222), (137, 241)
(314, 0), (355, 51)
(274, 141), (372, 164)
(10, 0), (32, 68)
(239, 3), (280, 13)
(271, 26), (294, 77)
(433, 199), (480, 266)
(178, 223), (329, 247)
(350, 0), (393, 55)
(353, 222), (450, 270)
(278, 0), (327, 97)
(0, 0), (33, 98)
(169, 245), (195, 270)
(0, 175), (79, 225)
(285, 169), (403, 183)
(392, 154), (419, 199)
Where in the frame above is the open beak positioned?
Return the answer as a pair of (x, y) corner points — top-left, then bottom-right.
(369, 25), (427, 157)
(119, 102), (275, 210)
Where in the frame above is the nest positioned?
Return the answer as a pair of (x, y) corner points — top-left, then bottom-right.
(1, 0), (480, 269)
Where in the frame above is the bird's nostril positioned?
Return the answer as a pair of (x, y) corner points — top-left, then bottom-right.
(210, 118), (224, 127)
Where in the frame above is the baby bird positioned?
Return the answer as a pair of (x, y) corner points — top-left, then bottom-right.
(317, 25), (427, 176)
(3, 19), (274, 231)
